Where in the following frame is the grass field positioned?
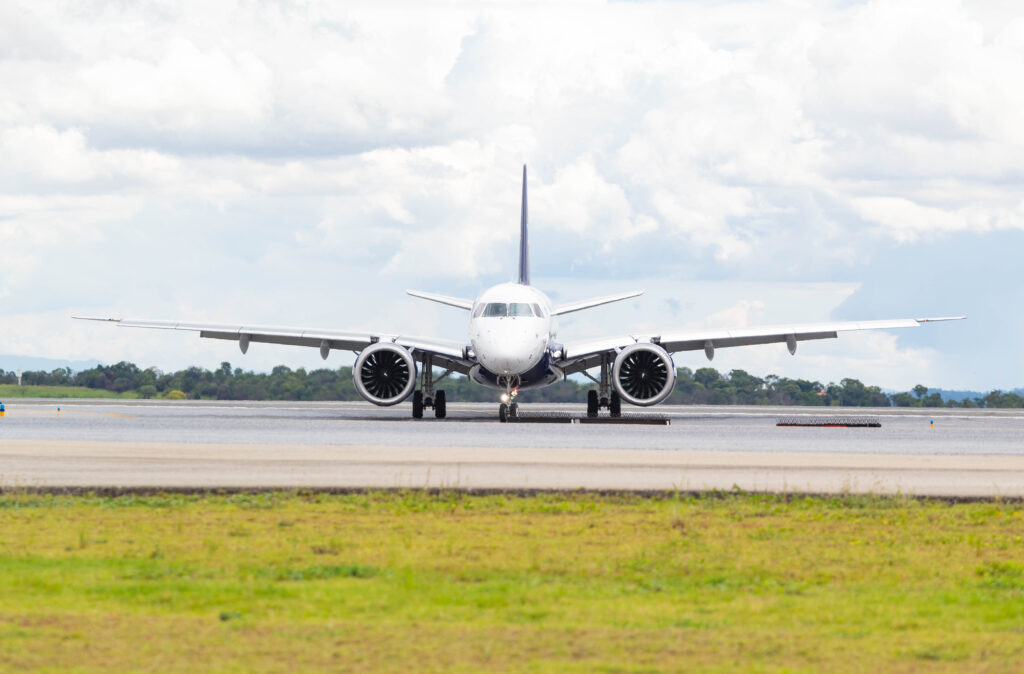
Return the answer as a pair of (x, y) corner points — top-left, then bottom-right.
(0, 491), (1021, 673)
(0, 385), (136, 399)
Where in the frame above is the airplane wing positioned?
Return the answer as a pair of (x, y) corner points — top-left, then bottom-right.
(557, 316), (965, 375)
(73, 317), (474, 374)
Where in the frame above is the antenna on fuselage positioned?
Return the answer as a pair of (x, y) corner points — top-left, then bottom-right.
(518, 164), (529, 285)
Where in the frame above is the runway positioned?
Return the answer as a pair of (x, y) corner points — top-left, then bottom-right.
(2, 400), (1023, 497)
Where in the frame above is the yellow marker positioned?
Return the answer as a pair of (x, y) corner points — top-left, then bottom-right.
(0, 402), (5, 417)
(930, 419), (934, 428)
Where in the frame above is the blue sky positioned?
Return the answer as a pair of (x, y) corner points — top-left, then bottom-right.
(1, 0), (1021, 390)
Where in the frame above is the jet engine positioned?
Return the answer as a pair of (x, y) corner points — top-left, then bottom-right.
(611, 343), (676, 407)
(353, 343), (417, 406)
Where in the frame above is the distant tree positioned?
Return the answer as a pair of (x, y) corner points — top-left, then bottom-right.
(891, 392), (915, 407)
(694, 367), (720, 388)
(22, 359), (1022, 409)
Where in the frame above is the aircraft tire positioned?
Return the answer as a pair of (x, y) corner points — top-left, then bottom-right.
(499, 403), (508, 423)
(435, 390), (447, 419)
(509, 402), (519, 419)
(586, 390), (599, 418)
(610, 391), (622, 417)
(412, 391), (424, 419)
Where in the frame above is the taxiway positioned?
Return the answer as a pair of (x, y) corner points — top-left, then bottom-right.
(1, 400), (1022, 497)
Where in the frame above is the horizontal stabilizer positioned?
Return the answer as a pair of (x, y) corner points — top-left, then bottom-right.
(551, 290), (644, 316)
(405, 290), (474, 310)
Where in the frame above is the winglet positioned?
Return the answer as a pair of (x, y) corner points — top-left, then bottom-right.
(519, 164), (529, 286)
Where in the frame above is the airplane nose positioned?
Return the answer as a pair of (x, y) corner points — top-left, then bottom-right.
(472, 324), (545, 375)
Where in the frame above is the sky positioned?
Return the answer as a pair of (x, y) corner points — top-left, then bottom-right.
(1, 0), (1021, 391)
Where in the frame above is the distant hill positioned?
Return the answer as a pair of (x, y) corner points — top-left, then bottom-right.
(0, 354), (102, 374)
(930, 388), (1024, 402)
(930, 389), (985, 402)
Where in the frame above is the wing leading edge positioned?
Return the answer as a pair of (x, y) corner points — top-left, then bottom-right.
(72, 317), (473, 373)
(557, 316), (965, 375)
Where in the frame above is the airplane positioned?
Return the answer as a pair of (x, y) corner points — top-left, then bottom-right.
(76, 166), (964, 422)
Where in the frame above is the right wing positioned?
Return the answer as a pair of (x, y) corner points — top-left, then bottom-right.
(73, 317), (474, 374)
(557, 316), (965, 375)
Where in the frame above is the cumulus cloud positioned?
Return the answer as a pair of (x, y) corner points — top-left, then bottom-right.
(0, 0), (1019, 388)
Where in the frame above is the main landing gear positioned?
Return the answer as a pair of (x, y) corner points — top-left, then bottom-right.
(582, 354), (622, 418)
(412, 354), (451, 419)
(497, 374), (521, 423)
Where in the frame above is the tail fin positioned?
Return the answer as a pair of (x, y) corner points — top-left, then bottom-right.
(518, 164), (529, 285)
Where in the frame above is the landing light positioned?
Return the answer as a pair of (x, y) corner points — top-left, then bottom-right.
(500, 393), (511, 404)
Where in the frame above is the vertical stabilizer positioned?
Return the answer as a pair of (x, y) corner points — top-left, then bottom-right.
(518, 164), (530, 285)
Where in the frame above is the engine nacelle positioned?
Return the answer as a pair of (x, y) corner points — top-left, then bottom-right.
(353, 343), (417, 406)
(612, 343), (676, 407)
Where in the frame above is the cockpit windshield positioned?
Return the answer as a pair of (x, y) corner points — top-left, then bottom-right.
(482, 303), (508, 317)
(479, 302), (537, 318)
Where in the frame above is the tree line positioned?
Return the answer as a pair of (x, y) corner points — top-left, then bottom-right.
(1, 361), (1021, 408)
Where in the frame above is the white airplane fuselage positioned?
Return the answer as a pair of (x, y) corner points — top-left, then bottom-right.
(468, 282), (559, 389)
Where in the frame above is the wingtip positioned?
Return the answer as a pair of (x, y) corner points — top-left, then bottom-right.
(72, 316), (121, 322)
(915, 316), (967, 323)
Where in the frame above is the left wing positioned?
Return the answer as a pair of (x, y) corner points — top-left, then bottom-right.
(557, 316), (965, 375)
(73, 317), (473, 373)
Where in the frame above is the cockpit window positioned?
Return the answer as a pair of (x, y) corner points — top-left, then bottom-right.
(472, 304), (485, 318)
(508, 303), (535, 317)
(531, 303), (544, 317)
(482, 302), (508, 317)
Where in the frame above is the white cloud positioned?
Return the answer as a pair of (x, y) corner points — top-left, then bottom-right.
(0, 0), (1019, 389)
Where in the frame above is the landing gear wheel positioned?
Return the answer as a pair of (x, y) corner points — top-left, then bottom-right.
(610, 391), (622, 418)
(499, 403), (509, 423)
(434, 390), (447, 419)
(412, 390), (424, 419)
(509, 402), (519, 420)
(586, 390), (599, 418)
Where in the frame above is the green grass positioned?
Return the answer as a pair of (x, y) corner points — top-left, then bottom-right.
(0, 491), (1022, 672)
(0, 385), (137, 399)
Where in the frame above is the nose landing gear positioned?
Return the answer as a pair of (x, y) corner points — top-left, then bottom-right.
(497, 374), (521, 422)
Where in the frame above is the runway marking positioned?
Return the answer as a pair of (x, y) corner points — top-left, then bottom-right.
(0, 409), (138, 419)
(3, 440), (1024, 469)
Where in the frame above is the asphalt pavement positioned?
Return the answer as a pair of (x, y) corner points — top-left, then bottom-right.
(2, 400), (1022, 496)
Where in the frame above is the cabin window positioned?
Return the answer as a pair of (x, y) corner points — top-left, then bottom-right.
(508, 303), (535, 317)
(482, 302), (508, 317)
